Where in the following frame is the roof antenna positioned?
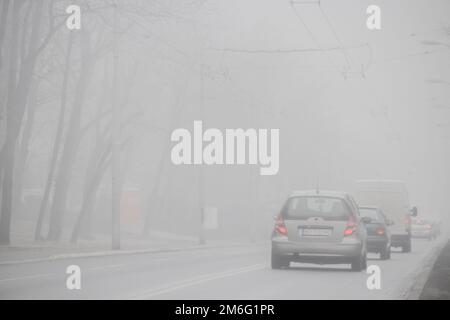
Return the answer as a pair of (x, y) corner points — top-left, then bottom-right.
(316, 176), (320, 194)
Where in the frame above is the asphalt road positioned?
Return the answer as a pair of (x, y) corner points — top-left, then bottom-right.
(0, 239), (442, 299)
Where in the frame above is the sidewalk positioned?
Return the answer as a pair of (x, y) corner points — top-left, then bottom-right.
(419, 239), (450, 299)
(0, 230), (260, 265)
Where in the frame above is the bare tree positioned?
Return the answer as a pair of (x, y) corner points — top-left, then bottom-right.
(47, 30), (95, 241)
(13, 80), (39, 215)
(0, 0), (10, 72)
(34, 33), (74, 241)
(0, 1), (44, 245)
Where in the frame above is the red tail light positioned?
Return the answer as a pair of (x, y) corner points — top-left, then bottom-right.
(344, 228), (355, 236)
(404, 215), (411, 225)
(376, 227), (385, 236)
(344, 216), (357, 236)
(426, 224), (432, 230)
(275, 213), (288, 236)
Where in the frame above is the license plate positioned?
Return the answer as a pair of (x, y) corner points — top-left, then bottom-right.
(300, 228), (331, 237)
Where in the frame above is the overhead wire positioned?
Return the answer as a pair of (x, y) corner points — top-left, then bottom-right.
(289, 0), (346, 78)
(317, 1), (352, 72)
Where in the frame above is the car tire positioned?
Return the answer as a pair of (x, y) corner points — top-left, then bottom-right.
(380, 245), (391, 260)
(402, 241), (411, 253)
(351, 252), (366, 272)
(271, 253), (289, 269)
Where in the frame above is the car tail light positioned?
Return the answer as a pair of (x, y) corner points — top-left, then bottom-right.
(376, 227), (385, 236)
(275, 213), (288, 236)
(404, 215), (412, 225)
(426, 224), (432, 230)
(344, 216), (357, 236)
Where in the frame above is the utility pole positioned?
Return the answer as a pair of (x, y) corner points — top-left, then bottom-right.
(111, 2), (120, 250)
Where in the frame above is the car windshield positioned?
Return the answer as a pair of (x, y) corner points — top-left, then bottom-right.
(283, 196), (350, 221)
(359, 208), (380, 222)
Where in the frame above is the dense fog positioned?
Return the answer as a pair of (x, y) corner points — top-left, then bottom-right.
(0, 0), (449, 253)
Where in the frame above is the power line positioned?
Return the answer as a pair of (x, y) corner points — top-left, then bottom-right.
(372, 47), (450, 65)
(317, 2), (352, 70)
(289, 1), (346, 78)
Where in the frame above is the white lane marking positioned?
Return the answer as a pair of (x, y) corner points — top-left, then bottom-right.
(86, 257), (172, 271)
(0, 273), (53, 283)
(130, 263), (266, 299)
(0, 262), (134, 283)
(88, 264), (128, 271)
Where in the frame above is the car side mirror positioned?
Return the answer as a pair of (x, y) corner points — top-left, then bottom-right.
(411, 206), (418, 217)
(361, 217), (372, 224)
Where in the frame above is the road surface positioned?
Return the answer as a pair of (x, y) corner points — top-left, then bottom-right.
(0, 239), (441, 299)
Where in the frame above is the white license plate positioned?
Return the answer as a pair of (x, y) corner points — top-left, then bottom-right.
(300, 228), (331, 237)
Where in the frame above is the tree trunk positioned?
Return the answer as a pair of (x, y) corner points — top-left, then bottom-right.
(34, 33), (74, 241)
(47, 32), (93, 241)
(13, 81), (38, 215)
(142, 148), (168, 236)
(0, 1), (42, 245)
(1, 1), (23, 244)
(141, 64), (193, 236)
(71, 145), (111, 243)
(0, 0), (10, 71)
(0, 139), (15, 244)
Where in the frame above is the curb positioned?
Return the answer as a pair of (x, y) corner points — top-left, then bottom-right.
(0, 241), (268, 266)
(396, 236), (449, 300)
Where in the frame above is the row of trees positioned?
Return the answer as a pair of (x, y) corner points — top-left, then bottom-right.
(0, 0), (200, 245)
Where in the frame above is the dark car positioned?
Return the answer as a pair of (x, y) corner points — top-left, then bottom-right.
(359, 206), (392, 260)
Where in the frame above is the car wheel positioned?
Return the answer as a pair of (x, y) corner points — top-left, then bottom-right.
(271, 253), (289, 269)
(380, 245), (390, 260)
(351, 253), (365, 272)
(402, 242), (411, 253)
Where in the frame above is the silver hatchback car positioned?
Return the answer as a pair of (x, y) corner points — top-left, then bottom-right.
(271, 190), (368, 271)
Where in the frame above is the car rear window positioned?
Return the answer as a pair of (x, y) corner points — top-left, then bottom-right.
(413, 219), (431, 225)
(359, 208), (380, 222)
(282, 196), (351, 221)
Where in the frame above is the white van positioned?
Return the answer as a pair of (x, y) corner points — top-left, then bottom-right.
(354, 180), (417, 252)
